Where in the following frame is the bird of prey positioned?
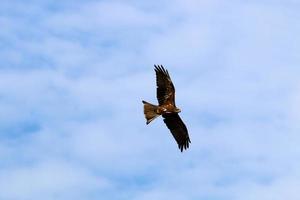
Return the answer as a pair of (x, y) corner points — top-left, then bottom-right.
(142, 65), (191, 152)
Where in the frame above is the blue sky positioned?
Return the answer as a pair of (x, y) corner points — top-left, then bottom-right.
(1, 0), (300, 199)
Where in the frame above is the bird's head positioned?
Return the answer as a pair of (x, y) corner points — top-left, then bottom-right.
(175, 107), (181, 113)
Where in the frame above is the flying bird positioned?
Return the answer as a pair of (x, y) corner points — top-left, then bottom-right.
(142, 65), (191, 152)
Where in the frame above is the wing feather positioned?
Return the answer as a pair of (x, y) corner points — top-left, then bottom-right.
(162, 113), (191, 152)
(154, 65), (175, 106)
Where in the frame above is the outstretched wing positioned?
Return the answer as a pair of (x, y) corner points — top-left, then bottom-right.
(154, 65), (175, 106)
(162, 113), (191, 152)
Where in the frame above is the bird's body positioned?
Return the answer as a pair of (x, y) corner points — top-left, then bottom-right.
(157, 103), (179, 114)
(142, 65), (191, 152)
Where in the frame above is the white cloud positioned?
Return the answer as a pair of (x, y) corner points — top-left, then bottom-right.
(0, 160), (110, 200)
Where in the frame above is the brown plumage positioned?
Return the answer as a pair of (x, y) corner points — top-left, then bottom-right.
(142, 65), (191, 152)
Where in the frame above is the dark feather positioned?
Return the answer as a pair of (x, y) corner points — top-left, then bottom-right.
(162, 113), (191, 152)
(154, 65), (175, 106)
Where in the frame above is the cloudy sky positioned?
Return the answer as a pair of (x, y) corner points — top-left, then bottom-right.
(1, 0), (300, 199)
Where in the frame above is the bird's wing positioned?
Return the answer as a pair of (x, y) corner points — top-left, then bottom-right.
(162, 113), (191, 152)
(154, 65), (175, 106)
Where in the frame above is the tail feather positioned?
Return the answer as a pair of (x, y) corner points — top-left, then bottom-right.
(142, 100), (159, 124)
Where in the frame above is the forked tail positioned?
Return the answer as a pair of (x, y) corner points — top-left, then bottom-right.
(142, 100), (160, 124)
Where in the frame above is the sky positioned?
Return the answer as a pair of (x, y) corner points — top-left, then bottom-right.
(1, 0), (300, 199)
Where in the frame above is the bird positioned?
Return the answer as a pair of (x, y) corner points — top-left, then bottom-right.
(142, 65), (191, 152)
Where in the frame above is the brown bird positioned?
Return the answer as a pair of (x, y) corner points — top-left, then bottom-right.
(142, 65), (191, 152)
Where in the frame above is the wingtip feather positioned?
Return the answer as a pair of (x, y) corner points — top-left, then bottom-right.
(154, 65), (169, 77)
